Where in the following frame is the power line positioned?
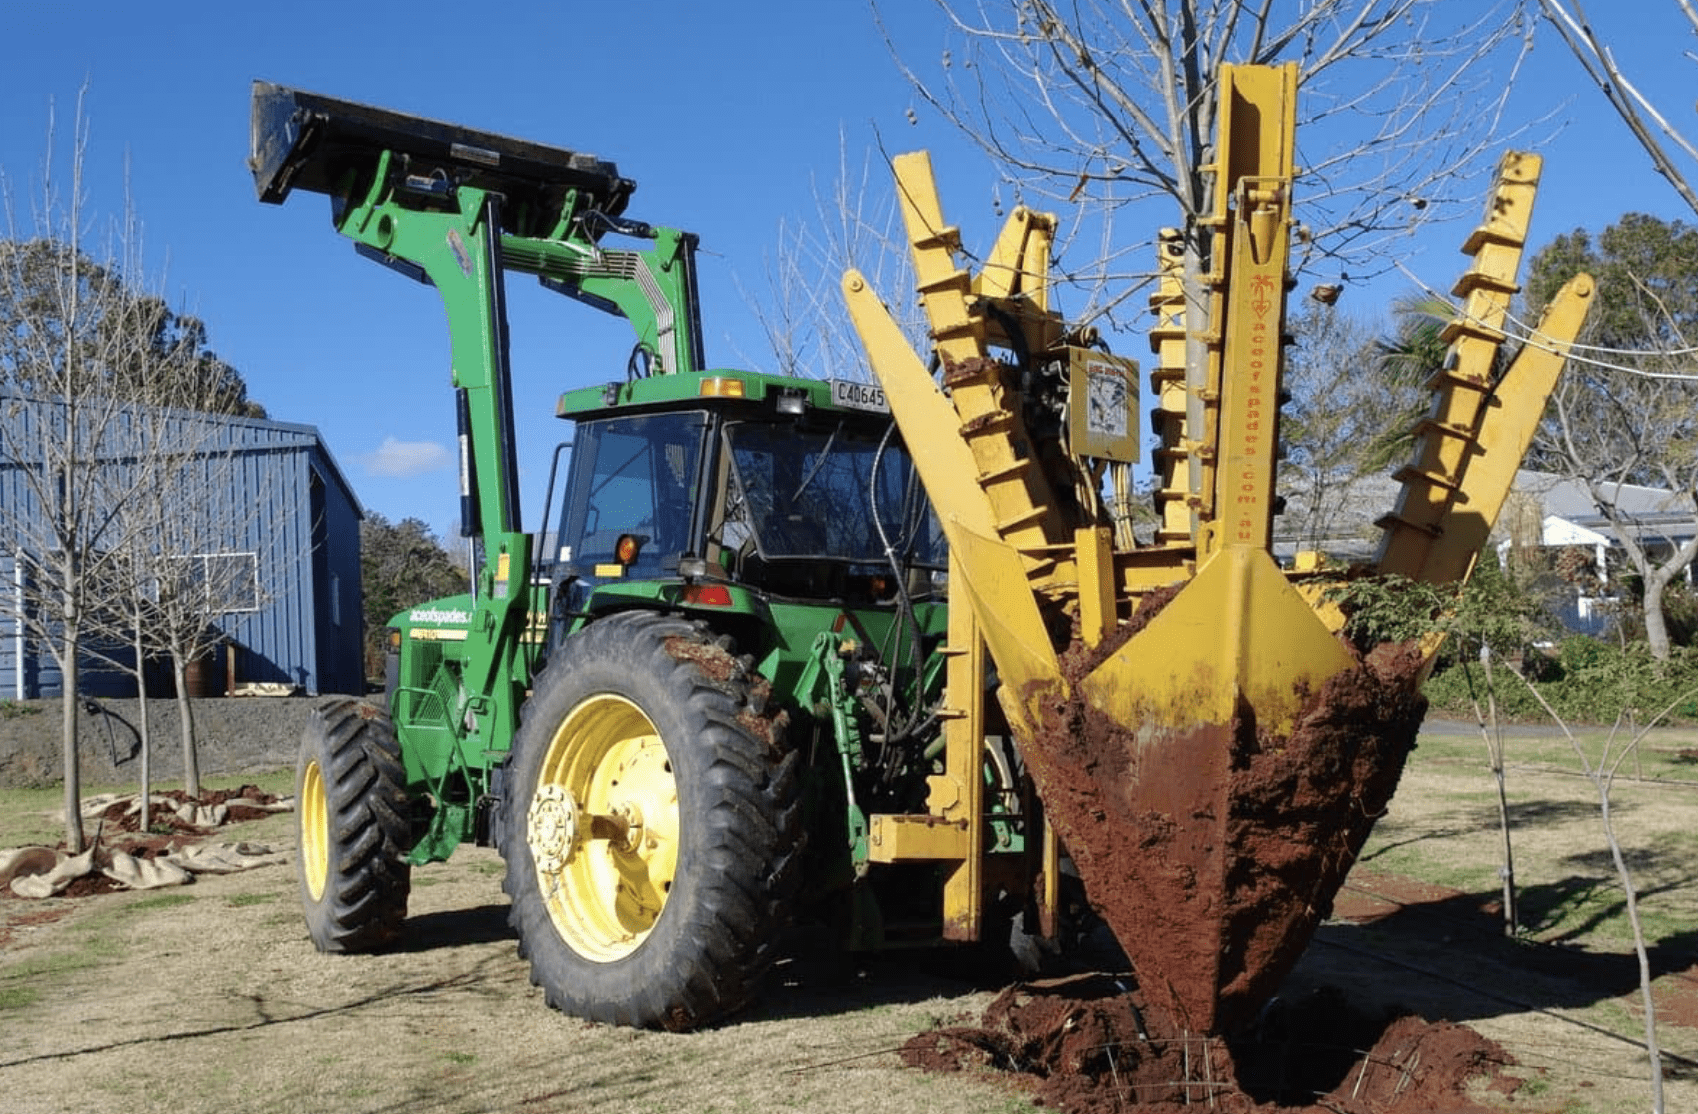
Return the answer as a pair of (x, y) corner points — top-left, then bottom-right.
(1391, 261), (1698, 382)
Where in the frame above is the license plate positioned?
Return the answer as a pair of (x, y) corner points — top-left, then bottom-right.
(830, 378), (889, 413)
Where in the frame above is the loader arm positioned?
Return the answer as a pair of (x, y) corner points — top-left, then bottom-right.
(251, 82), (705, 381)
(249, 82), (713, 857)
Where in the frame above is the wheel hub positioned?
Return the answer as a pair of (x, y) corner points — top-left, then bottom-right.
(610, 801), (644, 853)
(527, 784), (581, 875)
(529, 691), (681, 962)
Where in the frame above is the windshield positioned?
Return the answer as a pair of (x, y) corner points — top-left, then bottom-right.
(721, 420), (943, 566)
(555, 411), (707, 578)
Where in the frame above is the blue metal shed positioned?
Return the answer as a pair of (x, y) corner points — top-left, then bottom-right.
(0, 404), (365, 698)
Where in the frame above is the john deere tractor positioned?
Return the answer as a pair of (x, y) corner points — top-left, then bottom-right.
(253, 72), (1592, 1035)
(252, 83), (1037, 1030)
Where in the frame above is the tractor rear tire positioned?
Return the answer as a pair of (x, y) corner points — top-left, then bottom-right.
(502, 611), (801, 1030)
(297, 698), (412, 952)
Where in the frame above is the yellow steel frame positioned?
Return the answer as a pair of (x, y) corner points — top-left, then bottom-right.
(1374, 151), (1595, 586)
(839, 62), (1593, 953)
(1149, 229), (1193, 545)
(845, 149), (1087, 940)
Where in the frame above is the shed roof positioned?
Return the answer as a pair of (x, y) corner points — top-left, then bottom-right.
(0, 391), (362, 520)
(209, 411), (364, 521)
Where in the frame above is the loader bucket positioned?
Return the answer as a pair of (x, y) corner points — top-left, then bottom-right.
(248, 81), (635, 223)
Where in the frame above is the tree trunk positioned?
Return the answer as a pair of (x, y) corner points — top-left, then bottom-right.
(60, 627), (83, 854)
(172, 651), (200, 798)
(1482, 648), (1518, 936)
(1642, 571), (1674, 663)
(1598, 786), (1665, 1113)
(134, 625), (151, 832)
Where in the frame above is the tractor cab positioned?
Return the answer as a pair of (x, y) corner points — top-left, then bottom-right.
(544, 370), (946, 647)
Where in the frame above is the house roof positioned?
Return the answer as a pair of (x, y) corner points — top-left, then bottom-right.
(1513, 469), (1694, 541)
(1273, 472), (1400, 561)
(1537, 515), (1612, 548)
(1274, 466), (1698, 561)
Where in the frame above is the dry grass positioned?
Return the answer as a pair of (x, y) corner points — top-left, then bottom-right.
(0, 840), (1028, 1114)
(0, 722), (1693, 1113)
(1319, 717), (1698, 1114)
(1362, 720), (1698, 950)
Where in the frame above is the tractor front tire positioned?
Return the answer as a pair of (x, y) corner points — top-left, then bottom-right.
(502, 611), (801, 1030)
(297, 698), (412, 952)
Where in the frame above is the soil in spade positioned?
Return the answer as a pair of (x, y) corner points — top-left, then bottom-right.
(1023, 596), (1427, 1034)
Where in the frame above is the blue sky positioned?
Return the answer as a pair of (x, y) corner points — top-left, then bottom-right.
(1, 1), (1693, 540)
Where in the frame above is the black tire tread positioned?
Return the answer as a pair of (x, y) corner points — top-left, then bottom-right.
(501, 611), (802, 1030)
(298, 697), (412, 953)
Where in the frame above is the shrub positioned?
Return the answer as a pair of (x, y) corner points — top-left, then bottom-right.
(1424, 636), (1698, 724)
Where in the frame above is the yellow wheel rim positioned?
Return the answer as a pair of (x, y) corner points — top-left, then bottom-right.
(301, 758), (330, 902)
(527, 693), (679, 962)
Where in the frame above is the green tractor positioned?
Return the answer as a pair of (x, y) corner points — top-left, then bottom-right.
(253, 84), (1053, 1030)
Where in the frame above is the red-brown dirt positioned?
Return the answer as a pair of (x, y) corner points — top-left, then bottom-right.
(901, 974), (1515, 1114)
(1023, 612), (1427, 1035)
(1, 785), (284, 900)
(0, 901), (73, 948)
(92, 784), (283, 832)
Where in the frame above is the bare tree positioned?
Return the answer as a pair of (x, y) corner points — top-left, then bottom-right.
(1526, 214), (1698, 660)
(886, 1), (1537, 331)
(84, 357), (272, 802)
(1542, 374), (1698, 660)
(1499, 664), (1678, 1114)
(0, 93), (266, 843)
(737, 136), (923, 382)
(138, 426), (271, 801)
(1436, 561), (1560, 940)
(42, 233), (254, 824)
(1536, 0), (1698, 218)
(0, 95), (178, 853)
(1525, 2), (1698, 652)
(1278, 299), (1425, 552)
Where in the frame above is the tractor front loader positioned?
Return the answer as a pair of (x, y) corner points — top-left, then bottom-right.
(251, 66), (1589, 1036)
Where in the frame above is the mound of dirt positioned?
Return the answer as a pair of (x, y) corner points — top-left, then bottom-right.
(901, 975), (1515, 1114)
(2, 785), (289, 900)
(90, 784), (285, 833)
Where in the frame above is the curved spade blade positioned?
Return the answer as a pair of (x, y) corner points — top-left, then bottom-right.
(1020, 548), (1425, 1033)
